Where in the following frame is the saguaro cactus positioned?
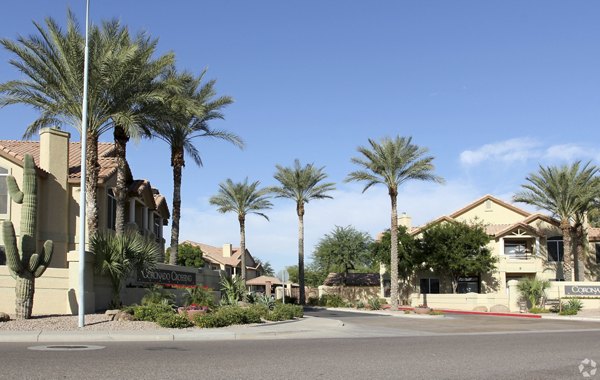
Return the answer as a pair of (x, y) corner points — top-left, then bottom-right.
(2, 154), (53, 319)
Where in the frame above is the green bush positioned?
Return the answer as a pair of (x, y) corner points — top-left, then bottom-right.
(141, 285), (175, 306)
(194, 306), (263, 328)
(264, 304), (303, 321)
(368, 297), (381, 310)
(559, 299), (583, 315)
(307, 297), (320, 306)
(156, 313), (194, 328)
(356, 301), (365, 309)
(131, 303), (174, 322)
(184, 286), (215, 308)
(319, 294), (345, 307)
(528, 306), (549, 314)
(517, 278), (550, 308)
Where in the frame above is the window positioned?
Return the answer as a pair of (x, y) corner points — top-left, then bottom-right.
(457, 276), (480, 293)
(547, 236), (564, 262)
(107, 189), (117, 230)
(420, 278), (440, 294)
(0, 246), (5, 266)
(596, 243), (600, 264)
(153, 215), (161, 242)
(0, 166), (9, 217)
(504, 240), (528, 257)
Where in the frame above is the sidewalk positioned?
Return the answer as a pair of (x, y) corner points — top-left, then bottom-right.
(0, 315), (348, 343)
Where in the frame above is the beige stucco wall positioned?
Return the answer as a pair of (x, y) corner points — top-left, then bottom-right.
(453, 199), (527, 225)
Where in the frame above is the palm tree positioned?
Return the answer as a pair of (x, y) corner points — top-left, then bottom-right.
(209, 178), (272, 279)
(271, 160), (335, 304)
(90, 230), (159, 308)
(514, 161), (599, 281)
(152, 70), (243, 264)
(346, 136), (443, 310)
(0, 13), (173, 237)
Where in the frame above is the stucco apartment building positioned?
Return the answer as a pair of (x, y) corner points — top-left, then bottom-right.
(0, 128), (170, 314)
(404, 195), (600, 310)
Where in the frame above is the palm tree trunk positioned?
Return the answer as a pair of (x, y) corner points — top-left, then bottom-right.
(298, 203), (306, 305)
(561, 219), (574, 282)
(85, 132), (100, 237)
(389, 190), (399, 310)
(113, 126), (129, 235)
(169, 150), (184, 265)
(239, 215), (247, 280)
(574, 223), (586, 281)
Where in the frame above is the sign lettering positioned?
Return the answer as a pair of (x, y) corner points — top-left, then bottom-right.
(137, 268), (196, 286)
(564, 285), (600, 296)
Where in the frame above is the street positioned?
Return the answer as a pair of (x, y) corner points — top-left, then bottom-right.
(1, 310), (600, 379)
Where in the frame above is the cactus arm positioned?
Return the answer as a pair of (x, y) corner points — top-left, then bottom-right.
(33, 241), (53, 278)
(29, 253), (41, 272)
(6, 176), (24, 204)
(2, 221), (23, 275)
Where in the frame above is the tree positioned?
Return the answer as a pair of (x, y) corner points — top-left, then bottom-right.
(254, 258), (275, 277)
(313, 225), (373, 282)
(286, 263), (328, 288)
(166, 242), (203, 268)
(90, 230), (159, 308)
(514, 161), (599, 281)
(0, 13), (172, 236)
(209, 178), (272, 279)
(346, 136), (443, 309)
(271, 160), (335, 304)
(419, 221), (496, 294)
(153, 70), (242, 264)
(371, 226), (421, 303)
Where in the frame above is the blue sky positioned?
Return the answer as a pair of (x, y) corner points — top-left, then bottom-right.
(1, 1), (599, 273)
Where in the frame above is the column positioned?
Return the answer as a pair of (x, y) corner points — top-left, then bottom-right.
(535, 237), (540, 258)
(142, 206), (148, 234)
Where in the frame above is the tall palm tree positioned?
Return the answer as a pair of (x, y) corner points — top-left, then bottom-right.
(271, 160), (335, 304)
(514, 161), (599, 281)
(346, 136), (443, 310)
(209, 178), (272, 279)
(153, 70), (243, 265)
(0, 13), (172, 237)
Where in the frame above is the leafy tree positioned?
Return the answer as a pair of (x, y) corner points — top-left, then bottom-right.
(153, 70), (243, 264)
(210, 178), (272, 279)
(271, 160), (335, 304)
(346, 136), (443, 309)
(90, 230), (159, 308)
(166, 242), (204, 268)
(420, 221), (496, 294)
(254, 258), (275, 277)
(514, 161), (599, 281)
(313, 225), (373, 282)
(286, 263), (328, 288)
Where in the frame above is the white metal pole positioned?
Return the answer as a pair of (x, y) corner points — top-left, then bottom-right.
(78, 0), (91, 328)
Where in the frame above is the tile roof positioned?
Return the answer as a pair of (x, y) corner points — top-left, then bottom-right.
(182, 240), (259, 269)
(0, 139), (117, 182)
(246, 275), (283, 286)
(589, 228), (600, 242)
(449, 194), (531, 219)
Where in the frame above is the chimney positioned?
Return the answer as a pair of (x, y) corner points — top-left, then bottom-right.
(223, 243), (233, 258)
(398, 212), (412, 229)
(39, 128), (70, 188)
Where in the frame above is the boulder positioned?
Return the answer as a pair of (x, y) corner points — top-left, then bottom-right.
(472, 306), (488, 312)
(0, 312), (10, 322)
(114, 311), (135, 321)
(490, 304), (510, 313)
(105, 309), (120, 320)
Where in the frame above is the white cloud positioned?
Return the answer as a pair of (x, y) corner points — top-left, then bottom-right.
(543, 144), (600, 163)
(460, 137), (542, 166)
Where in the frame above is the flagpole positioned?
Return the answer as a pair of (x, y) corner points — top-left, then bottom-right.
(78, 0), (91, 328)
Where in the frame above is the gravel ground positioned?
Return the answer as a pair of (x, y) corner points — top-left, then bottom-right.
(0, 314), (163, 331)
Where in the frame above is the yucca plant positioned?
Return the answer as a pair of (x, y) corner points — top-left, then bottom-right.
(517, 277), (551, 309)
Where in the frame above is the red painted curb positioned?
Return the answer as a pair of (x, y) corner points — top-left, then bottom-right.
(395, 306), (542, 319)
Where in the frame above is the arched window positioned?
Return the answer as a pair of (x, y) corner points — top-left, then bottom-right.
(547, 236), (564, 262)
(0, 166), (9, 218)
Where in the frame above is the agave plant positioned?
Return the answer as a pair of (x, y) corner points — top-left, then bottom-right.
(91, 230), (159, 308)
(219, 275), (247, 306)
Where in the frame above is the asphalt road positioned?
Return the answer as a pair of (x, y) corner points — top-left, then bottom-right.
(2, 310), (600, 380)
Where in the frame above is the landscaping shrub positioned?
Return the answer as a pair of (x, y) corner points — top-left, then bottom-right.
(264, 304), (303, 321)
(194, 306), (263, 328)
(255, 294), (276, 310)
(131, 303), (174, 322)
(307, 297), (320, 306)
(141, 285), (175, 306)
(368, 297), (381, 310)
(559, 299), (583, 316)
(156, 313), (194, 328)
(184, 286), (215, 308)
(356, 301), (365, 309)
(319, 294), (345, 307)
(517, 278), (550, 309)
(528, 306), (549, 314)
